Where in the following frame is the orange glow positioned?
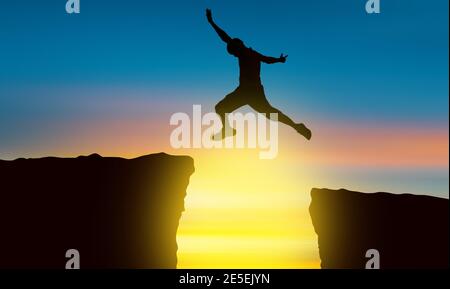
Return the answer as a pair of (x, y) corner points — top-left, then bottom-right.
(295, 123), (449, 168)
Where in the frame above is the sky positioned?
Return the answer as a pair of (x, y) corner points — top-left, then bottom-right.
(0, 0), (448, 268)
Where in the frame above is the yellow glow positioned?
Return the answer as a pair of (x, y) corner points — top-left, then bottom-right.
(176, 131), (321, 268)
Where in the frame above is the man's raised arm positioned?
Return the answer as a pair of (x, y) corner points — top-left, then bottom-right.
(206, 9), (232, 44)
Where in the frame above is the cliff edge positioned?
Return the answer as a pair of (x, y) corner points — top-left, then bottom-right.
(0, 153), (194, 268)
(310, 188), (449, 269)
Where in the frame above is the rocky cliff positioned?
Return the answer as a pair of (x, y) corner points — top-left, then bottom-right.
(310, 188), (449, 269)
(0, 153), (194, 268)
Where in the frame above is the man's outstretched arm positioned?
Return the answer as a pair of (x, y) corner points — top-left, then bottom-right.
(206, 9), (232, 44)
(257, 52), (288, 64)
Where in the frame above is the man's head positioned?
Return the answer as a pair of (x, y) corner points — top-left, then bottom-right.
(227, 38), (245, 57)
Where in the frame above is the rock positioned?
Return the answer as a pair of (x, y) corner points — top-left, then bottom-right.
(310, 188), (449, 269)
(0, 153), (194, 268)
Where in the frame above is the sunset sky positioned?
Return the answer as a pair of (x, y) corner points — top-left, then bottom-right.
(0, 0), (448, 268)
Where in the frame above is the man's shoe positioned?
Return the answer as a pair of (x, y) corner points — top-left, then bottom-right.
(295, 123), (311, 140)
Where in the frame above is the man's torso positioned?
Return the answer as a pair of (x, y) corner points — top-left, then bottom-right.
(238, 48), (261, 86)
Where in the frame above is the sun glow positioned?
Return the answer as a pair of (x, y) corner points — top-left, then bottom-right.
(176, 138), (321, 268)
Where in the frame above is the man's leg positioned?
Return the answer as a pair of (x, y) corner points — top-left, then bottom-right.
(214, 89), (246, 139)
(250, 95), (312, 140)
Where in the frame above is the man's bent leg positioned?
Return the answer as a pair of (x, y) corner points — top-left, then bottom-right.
(214, 89), (246, 139)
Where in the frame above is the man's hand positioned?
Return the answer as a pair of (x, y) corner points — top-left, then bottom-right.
(206, 9), (213, 23)
(279, 53), (288, 63)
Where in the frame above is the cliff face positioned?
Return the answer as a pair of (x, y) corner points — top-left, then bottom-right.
(0, 153), (194, 269)
(310, 188), (449, 269)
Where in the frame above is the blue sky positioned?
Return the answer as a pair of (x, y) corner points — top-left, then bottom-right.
(1, 0), (448, 123)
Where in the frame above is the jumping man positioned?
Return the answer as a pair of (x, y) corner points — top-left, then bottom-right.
(206, 9), (312, 140)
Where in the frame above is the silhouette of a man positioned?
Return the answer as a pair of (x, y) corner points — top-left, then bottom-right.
(206, 9), (311, 140)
